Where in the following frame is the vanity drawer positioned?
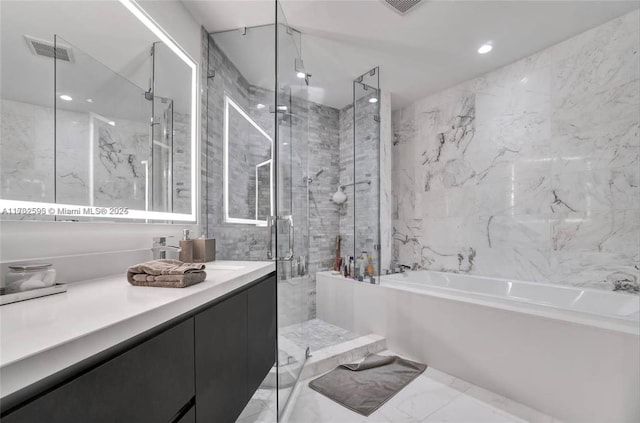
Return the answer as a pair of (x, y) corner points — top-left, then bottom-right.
(3, 318), (195, 423)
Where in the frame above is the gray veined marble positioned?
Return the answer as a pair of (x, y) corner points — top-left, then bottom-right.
(392, 9), (640, 294)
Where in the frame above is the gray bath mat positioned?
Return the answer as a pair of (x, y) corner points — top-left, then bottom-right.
(308, 354), (427, 416)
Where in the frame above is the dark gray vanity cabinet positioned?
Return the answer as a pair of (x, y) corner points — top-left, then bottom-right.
(195, 274), (276, 423)
(1, 272), (276, 423)
(2, 318), (195, 423)
(195, 290), (249, 422)
(247, 274), (277, 394)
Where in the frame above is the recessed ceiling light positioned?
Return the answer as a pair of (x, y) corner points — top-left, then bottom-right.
(108, 121), (115, 126)
(478, 43), (493, 54)
(59, 94), (72, 101)
(369, 97), (378, 103)
(257, 103), (266, 109)
(86, 98), (94, 103)
(296, 71), (306, 79)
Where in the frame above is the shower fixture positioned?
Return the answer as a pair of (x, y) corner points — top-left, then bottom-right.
(304, 169), (324, 184)
(340, 180), (371, 190)
(331, 185), (347, 205)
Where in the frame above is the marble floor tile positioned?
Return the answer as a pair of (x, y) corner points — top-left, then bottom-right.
(383, 375), (463, 421)
(283, 350), (560, 423)
(422, 394), (527, 423)
(463, 386), (554, 423)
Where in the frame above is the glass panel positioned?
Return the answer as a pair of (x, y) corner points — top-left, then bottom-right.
(151, 96), (173, 213)
(151, 42), (192, 215)
(206, 5), (312, 419)
(275, 1), (310, 416)
(353, 68), (381, 280)
(207, 24), (275, 256)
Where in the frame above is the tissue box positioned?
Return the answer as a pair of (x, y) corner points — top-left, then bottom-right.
(193, 238), (215, 263)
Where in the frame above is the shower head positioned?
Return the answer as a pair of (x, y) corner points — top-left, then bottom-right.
(304, 169), (324, 184)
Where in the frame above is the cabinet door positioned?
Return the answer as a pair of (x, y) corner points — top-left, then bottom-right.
(195, 290), (248, 423)
(3, 318), (195, 423)
(247, 275), (277, 395)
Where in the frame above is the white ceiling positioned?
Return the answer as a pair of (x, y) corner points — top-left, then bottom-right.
(0, 1), (191, 121)
(183, 0), (640, 110)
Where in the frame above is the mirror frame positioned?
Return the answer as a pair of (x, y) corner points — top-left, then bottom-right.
(223, 95), (273, 226)
(254, 159), (273, 221)
(0, 0), (198, 222)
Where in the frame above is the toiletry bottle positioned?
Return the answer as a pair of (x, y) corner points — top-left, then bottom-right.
(333, 236), (341, 271)
(359, 252), (367, 278)
(343, 256), (348, 277)
(179, 229), (194, 262)
(366, 254), (374, 277)
(349, 256), (355, 278)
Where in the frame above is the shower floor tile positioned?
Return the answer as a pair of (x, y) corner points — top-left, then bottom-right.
(280, 318), (360, 352)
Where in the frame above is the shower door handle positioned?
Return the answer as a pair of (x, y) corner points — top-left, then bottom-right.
(266, 215), (275, 260)
(283, 215), (294, 261)
(266, 215), (294, 261)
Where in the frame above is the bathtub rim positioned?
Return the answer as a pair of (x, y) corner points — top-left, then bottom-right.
(318, 271), (640, 336)
(384, 268), (638, 313)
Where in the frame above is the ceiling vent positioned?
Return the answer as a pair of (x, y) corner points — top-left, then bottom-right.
(24, 35), (74, 63)
(383, 0), (423, 15)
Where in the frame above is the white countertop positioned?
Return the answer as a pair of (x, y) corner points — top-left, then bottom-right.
(0, 260), (275, 400)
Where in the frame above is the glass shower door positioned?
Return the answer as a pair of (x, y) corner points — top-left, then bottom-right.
(353, 68), (381, 280)
(274, 1), (310, 417)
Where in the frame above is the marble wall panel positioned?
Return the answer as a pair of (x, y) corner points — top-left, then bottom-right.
(392, 10), (640, 293)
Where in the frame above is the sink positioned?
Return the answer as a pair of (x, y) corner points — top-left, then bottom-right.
(205, 264), (245, 271)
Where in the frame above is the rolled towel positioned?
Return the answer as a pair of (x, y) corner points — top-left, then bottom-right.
(127, 259), (206, 288)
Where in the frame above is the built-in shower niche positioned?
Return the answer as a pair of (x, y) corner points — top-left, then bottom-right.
(223, 95), (273, 225)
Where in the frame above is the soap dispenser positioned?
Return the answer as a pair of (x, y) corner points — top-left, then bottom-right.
(179, 229), (194, 263)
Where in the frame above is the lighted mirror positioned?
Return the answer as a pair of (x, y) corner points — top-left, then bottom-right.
(0, 0), (197, 222)
(224, 95), (273, 225)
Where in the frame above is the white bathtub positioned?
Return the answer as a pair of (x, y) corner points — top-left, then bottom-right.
(317, 270), (640, 423)
(383, 270), (640, 325)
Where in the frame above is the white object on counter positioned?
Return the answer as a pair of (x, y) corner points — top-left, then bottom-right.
(5, 263), (56, 294)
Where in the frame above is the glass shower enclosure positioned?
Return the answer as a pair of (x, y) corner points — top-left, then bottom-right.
(206, 1), (311, 418)
(273, 3), (311, 415)
(352, 67), (382, 279)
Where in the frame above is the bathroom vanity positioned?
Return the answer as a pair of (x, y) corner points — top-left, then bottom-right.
(0, 261), (276, 423)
